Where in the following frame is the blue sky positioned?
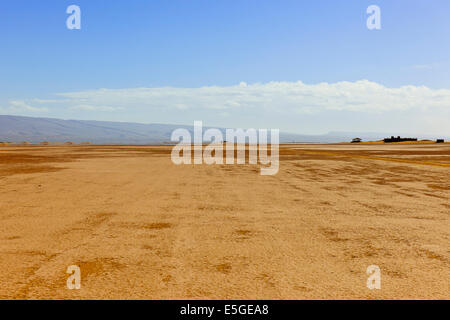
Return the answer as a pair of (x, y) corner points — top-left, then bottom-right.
(1, 0), (449, 135)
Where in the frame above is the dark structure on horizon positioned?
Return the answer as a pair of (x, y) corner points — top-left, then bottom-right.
(384, 136), (417, 143)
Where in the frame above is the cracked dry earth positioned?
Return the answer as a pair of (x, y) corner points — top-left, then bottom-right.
(0, 144), (449, 299)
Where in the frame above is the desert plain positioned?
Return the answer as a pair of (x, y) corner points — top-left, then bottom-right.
(0, 143), (449, 299)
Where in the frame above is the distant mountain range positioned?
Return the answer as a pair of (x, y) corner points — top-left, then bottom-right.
(0, 115), (447, 144)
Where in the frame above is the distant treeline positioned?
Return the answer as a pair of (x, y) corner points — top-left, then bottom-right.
(384, 136), (417, 143)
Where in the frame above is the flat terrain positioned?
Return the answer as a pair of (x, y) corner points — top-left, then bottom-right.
(0, 144), (449, 299)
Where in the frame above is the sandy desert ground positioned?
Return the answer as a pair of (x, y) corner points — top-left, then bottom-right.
(0, 143), (449, 299)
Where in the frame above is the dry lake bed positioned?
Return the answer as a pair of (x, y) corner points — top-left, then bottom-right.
(0, 143), (449, 299)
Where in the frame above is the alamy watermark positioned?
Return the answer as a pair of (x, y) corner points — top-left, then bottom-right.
(66, 5), (81, 30)
(170, 121), (279, 175)
(66, 265), (81, 289)
(366, 265), (381, 290)
(367, 5), (381, 30)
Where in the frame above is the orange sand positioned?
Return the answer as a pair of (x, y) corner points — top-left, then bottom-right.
(0, 144), (449, 299)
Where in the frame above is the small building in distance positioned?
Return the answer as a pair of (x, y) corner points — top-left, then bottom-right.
(351, 138), (362, 143)
(384, 136), (417, 143)
(436, 139), (445, 143)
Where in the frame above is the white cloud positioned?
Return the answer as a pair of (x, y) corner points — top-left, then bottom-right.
(8, 100), (49, 113)
(3, 80), (450, 135)
(32, 98), (72, 104)
(53, 80), (450, 114)
(410, 63), (438, 70)
(70, 104), (123, 112)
